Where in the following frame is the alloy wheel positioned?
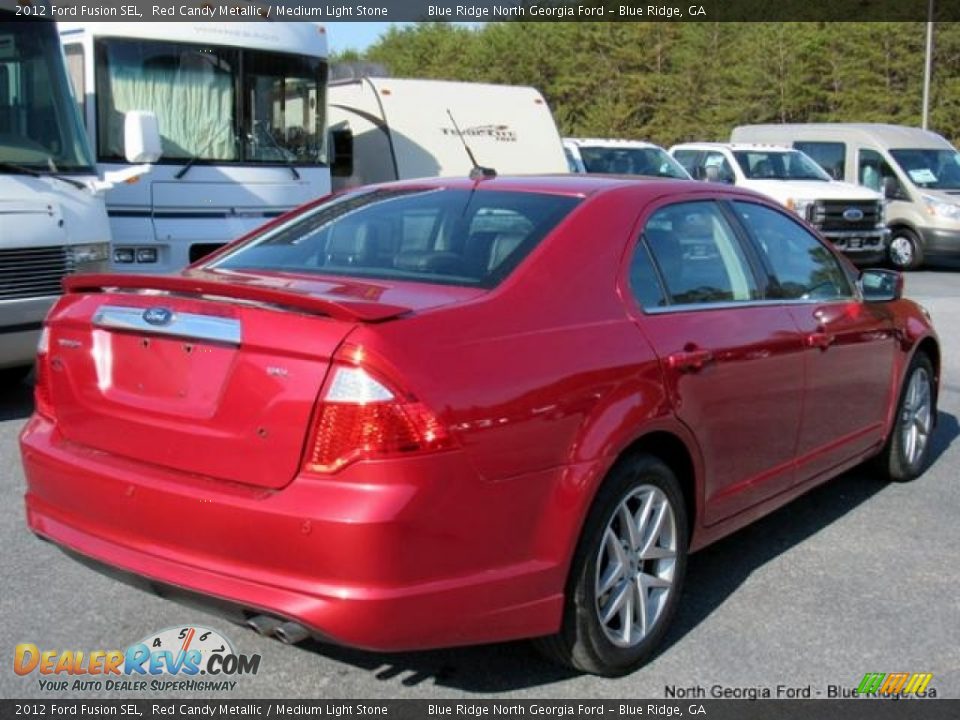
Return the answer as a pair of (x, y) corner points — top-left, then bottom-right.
(900, 366), (933, 467)
(594, 485), (677, 648)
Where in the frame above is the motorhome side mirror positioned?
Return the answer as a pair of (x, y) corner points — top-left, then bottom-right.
(859, 268), (903, 302)
(330, 128), (354, 178)
(882, 176), (901, 200)
(124, 111), (162, 164)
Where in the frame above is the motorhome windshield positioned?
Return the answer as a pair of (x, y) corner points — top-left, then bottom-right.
(95, 38), (328, 166)
(0, 18), (94, 172)
(732, 150), (831, 181)
(579, 146), (688, 178)
(889, 148), (960, 190)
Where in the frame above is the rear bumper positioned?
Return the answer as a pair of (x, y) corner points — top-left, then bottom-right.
(20, 416), (568, 651)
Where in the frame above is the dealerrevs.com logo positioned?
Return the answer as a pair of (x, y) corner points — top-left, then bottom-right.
(14, 626), (261, 692)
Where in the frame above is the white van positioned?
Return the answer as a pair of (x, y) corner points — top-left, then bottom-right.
(732, 123), (960, 269)
(670, 142), (888, 265)
(60, 22), (331, 273)
(0, 7), (158, 379)
(563, 138), (690, 179)
(328, 77), (568, 189)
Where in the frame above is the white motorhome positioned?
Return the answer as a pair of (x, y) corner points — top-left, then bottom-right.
(59, 22), (331, 273)
(670, 142), (888, 264)
(732, 123), (960, 269)
(328, 77), (568, 190)
(0, 7), (159, 379)
(563, 138), (690, 179)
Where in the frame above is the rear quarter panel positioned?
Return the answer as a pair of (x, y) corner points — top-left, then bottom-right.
(345, 187), (684, 568)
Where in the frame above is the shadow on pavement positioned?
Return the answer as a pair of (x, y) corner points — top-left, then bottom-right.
(294, 410), (958, 692)
(0, 370), (34, 422)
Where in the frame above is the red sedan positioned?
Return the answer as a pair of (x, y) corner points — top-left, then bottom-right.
(20, 176), (939, 676)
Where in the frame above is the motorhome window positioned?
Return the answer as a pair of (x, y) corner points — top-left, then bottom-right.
(96, 39), (328, 166)
(858, 149), (898, 193)
(243, 50), (326, 165)
(63, 45), (85, 126)
(97, 40), (238, 162)
(732, 150), (831, 181)
(578, 146), (688, 178)
(0, 20), (94, 171)
(889, 148), (960, 190)
(794, 141), (845, 180)
(212, 188), (580, 289)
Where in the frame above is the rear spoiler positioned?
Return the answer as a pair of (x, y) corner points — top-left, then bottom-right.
(64, 273), (411, 323)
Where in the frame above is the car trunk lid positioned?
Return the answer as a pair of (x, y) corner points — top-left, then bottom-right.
(44, 271), (480, 489)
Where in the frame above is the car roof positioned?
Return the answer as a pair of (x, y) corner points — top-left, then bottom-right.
(366, 174), (707, 198)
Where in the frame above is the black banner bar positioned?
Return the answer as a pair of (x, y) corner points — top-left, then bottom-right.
(4, 700), (960, 719)
(6, 0), (960, 22)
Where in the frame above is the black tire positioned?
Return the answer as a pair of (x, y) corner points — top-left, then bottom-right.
(536, 454), (688, 676)
(875, 353), (936, 482)
(0, 365), (32, 388)
(888, 227), (924, 270)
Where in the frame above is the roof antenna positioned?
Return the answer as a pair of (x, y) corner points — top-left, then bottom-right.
(447, 109), (497, 181)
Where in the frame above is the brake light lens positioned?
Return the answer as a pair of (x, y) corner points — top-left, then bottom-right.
(34, 326), (55, 421)
(303, 363), (453, 474)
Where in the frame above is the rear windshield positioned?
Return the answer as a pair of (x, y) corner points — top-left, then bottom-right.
(211, 188), (581, 288)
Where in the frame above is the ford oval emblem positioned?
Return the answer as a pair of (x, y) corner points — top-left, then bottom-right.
(142, 307), (174, 326)
(843, 207), (865, 222)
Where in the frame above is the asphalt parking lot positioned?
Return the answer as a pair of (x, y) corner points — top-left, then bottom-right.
(2, 268), (958, 701)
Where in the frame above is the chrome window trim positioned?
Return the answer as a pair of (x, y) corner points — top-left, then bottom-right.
(641, 296), (858, 315)
(92, 305), (242, 345)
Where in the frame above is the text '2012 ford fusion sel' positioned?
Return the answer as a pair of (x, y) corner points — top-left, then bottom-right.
(20, 175), (939, 676)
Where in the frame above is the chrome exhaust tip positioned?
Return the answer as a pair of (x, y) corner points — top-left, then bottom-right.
(274, 621), (310, 645)
(246, 614), (282, 637)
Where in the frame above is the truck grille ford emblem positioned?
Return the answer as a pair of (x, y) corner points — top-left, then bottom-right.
(142, 307), (174, 326)
(843, 207), (865, 221)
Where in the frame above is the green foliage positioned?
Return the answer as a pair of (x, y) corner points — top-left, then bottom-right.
(355, 22), (960, 146)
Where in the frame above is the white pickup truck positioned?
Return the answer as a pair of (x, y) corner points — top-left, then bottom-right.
(670, 142), (888, 264)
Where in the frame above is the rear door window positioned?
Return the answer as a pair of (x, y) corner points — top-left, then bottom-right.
(733, 201), (853, 301)
(640, 201), (759, 307)
(213, 188), (580, 288)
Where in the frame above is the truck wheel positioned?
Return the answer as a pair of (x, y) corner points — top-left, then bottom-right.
(535, 455), (688, 676)
(888, 228), (923, 270)
(875, 353), (935, 482)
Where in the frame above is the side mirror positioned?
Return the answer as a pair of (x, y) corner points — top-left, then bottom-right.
(883, 175), (903, 201)
(330, 127), (354, 178)
(859, 268), (903, 302)
(124, 111), (162, 164)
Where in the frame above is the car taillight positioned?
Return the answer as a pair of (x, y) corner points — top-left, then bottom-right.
(303, 361), (453, 474)
(34, 326), (55, 421)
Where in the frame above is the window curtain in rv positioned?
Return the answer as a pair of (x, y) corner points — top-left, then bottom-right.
(104, 54), (236, 161)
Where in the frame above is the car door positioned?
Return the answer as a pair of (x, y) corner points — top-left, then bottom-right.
(626, 198), (806, 525)
(730, 200), (898, 481)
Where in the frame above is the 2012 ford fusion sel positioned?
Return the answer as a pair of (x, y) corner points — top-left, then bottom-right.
(20, 176), (939, 676)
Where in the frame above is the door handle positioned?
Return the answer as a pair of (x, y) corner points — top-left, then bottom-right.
(667, 348), (715, 372)
(804, 331), (835, 350)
